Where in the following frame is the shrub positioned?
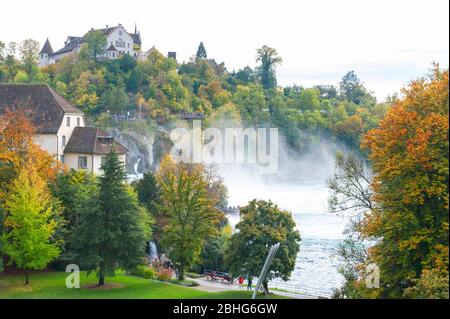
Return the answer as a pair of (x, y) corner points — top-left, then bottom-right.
(156, 267), (173, 281)
(129, 265), (157, 279)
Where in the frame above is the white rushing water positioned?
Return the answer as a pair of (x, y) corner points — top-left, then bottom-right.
(219, 165), (349, 297)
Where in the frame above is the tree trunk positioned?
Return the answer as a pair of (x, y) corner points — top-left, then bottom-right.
(98, 269), (105, 287)
(263, 281), (269, 295)
(24, 271), (29, 285)
(178, 261), (185, 280)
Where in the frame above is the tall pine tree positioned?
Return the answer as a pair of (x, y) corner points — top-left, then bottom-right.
(72, 150), (149, 286)
(196, 42), (207, 60)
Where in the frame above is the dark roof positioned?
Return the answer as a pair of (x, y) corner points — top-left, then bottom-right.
(40, 38), (53, 55)
(52, 37), (83, 56)
(130, 33), (141, 46)
(0, 84), (83, 133)
(106, 44), (117, 52)
(64, 127), (128, 155)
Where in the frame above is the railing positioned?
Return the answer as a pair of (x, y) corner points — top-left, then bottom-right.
(268, 281), (331, 298)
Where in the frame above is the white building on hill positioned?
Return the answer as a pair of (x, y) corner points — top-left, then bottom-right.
(39, 24), (142, 67)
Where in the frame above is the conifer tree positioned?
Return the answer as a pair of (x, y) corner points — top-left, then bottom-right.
(196, 42), (207, 60)
(72, 150), (149, 286)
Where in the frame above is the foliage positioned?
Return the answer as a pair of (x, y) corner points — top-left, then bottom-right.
(19, 39), (40, 77)
(129, 264), (157, 279)
(403, 269), (449, 299)
(0, 110), (59, 265)
(196, 42), (207, 60)
(255, 45), (282, 89)
(198, 224), (232, 272)
(339, 71), (376, 106)
(83, 30), (107, 62)
(156, 155), (224, 280)
(0, 110), (59, 201)
(331, 67), (449, 299)
(49, 170), (97, 261)
(71, 151), (150, 286)
(0, 38), (389, 152)
(133, 171), (161, 213)
(1, 165), (61, 284)
(225, 200), (300, 292)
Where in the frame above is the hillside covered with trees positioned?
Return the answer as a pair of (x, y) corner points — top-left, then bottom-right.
(1, 33), (390, 153)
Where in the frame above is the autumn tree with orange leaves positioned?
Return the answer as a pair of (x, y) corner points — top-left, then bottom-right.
(361, 66), (449, 298)
(0, 109), (61, 272)
(0, 110), (60, 198)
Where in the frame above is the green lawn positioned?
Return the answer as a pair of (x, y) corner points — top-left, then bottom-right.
(0, 271), (287, 299)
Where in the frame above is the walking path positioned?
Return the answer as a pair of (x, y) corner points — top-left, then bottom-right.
(189, 277), (318, 299)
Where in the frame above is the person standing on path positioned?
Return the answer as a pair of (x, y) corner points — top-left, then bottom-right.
(247, 277), (253, 290)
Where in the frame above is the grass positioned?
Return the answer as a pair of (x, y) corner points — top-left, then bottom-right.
(0, 271), (288, 299)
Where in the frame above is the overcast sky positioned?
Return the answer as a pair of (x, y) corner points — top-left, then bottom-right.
(1, 0), (448, 100)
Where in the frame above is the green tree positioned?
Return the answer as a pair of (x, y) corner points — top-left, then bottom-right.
(196, 42), (208, 60)
(339, 71), (375, 105)
(225, 200), (300, 293)
(133, 171), (160, 214)
(157, 155), (224, 280)
(1, 166), (60, 284)
(19, 39), (40, 77)
(49, 170), (97, 261)
(299, 88), (321, 111)
(83, 30), (107, 62)
(72, 150), (149, 286)
(99, 84), (129, 113)
(255, 46), (282, 90)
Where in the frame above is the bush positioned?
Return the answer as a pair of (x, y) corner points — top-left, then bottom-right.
(156, 267), (173, 281)
(129, 265), (157, 279)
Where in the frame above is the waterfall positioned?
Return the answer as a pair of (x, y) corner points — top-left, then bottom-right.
(148, 240), (158, 262)
(134, 157), (141, 174)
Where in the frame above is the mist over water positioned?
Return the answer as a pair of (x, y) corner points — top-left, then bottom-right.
(218, 140), (350, 296)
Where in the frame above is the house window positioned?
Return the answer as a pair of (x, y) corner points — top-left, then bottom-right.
(62, 136), (66, 147)
(77, 117), (80, 126)
(119, 31), (123, 36)
(78, 156), (88, 169)
(60, 155), (65, 163)
(66, 116), (70, 127)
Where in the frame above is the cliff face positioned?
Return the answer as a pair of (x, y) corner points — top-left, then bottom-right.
(109, 128), (154, 174)
(108, 126), (174, 175)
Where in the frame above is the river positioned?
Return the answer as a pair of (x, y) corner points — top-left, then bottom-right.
(220, 165), (349, 297)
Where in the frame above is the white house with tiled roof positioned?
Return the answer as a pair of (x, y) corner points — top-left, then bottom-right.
(0, 84), (127, 174)
(39, 24), (142, 67)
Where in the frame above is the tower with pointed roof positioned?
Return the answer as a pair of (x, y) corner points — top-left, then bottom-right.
(39, 38), (53, 67)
